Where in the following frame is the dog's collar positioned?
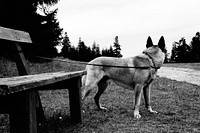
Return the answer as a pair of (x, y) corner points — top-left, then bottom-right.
(143, 51), (161, 70)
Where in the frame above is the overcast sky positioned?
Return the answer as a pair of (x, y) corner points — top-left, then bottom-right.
(56, 0), (200, 57)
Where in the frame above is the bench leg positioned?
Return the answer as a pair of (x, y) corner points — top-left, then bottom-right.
(68, 77), (82, 124)
(36, 92), (45, 124)
(9, 90), (37, 133)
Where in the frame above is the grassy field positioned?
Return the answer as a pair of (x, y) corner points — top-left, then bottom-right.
(1, 58), (200, 133)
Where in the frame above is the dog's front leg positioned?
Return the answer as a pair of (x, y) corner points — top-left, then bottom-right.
(143, 84), (157, 114)
(134, 84), (143, 119)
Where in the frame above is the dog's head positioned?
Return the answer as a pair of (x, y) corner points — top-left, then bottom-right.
(144, 36), (166, 66)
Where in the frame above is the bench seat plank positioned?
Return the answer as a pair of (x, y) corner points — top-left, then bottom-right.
(0, 70), (86, 95)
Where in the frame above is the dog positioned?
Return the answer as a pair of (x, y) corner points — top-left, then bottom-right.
(81, 36), (166, 119)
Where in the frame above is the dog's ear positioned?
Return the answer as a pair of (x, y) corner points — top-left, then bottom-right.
(158, 36), (166, 52)
(146, 36), (153, 48)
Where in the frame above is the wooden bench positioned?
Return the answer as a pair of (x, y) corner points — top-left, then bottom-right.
(0, 26), (86, 133)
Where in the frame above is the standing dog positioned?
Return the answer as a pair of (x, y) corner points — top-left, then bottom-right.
(82, 36), (166, 118)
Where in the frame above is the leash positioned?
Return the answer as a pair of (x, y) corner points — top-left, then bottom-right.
(29, 54), (159, 70)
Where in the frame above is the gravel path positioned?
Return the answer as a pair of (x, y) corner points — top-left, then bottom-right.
(157, 67), (200, 86)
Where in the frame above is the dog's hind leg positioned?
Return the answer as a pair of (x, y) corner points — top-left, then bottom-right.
(94, 76), (109, 110)
(81, 71), (99, 101)
(82, 82), (96, 101)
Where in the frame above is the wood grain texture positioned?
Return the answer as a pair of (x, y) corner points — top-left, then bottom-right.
(0, 70), (86, 94)
(0, 26), (32, 43)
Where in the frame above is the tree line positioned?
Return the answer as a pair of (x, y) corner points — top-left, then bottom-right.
(60, 34), (122, 62)
(0, 0), (123, 62)
(1, 0), (200, 63)
(170, 32), (200, 63)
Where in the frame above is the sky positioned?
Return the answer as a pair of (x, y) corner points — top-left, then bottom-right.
(55, 0), (200, 57)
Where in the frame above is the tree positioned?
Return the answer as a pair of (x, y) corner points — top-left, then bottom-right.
(170, 43), (177, 62)
(68, 46), (78, 60)
(102, 45), (115, 57)
(94, 44), (101, 58)
(29, 4), (63, 58)
(91, 42), (97, 59)
(190, 32), (200, 62)
(77, 38), (89, 61)
(0, 0), (63, 59)
(113, 36), (122, 58)
(60, 32), (71, 58)
(109, 45), (114, 57)
(170, 37), (191, 62)
(101, 48), (108, 56)
(91, 41), (101, 59)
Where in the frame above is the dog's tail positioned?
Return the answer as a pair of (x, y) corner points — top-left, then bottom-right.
(82, 66), (89, 88)
(81, 74), (86, 88)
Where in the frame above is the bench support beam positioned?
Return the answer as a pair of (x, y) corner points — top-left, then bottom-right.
(12, 43), (30, 75)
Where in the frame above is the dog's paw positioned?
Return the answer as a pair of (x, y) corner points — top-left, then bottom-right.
(134, 111), (141, 119)
(148, 109), (158, 114)
(99, 106), (108, 111)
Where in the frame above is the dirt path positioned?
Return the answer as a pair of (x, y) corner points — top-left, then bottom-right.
(157, 67), (200, 86)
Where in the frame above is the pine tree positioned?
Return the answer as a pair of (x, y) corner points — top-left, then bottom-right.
(77, 38), (89, 61)
(109, 45), (114, 57)
(90, 41), (101, 59)
(33, 7), (63, 57)
(113, 36), (122, 58)
(170, 43), (177, 62)
(170, 38), (191, 62)
(91, 41), (98, 59)
(95, 44), (101, 57)
(0, 0), (63, 59)
(101, 45), (114, 57)
(190, 32), (200, 62)
(102, 48), (108, 56)
(60, 32), (71, 58)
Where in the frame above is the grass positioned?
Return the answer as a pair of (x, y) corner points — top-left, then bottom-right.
(0, 57), (86, 77)
(52, 78), (200, 133)
(1, 57), (200, 133)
